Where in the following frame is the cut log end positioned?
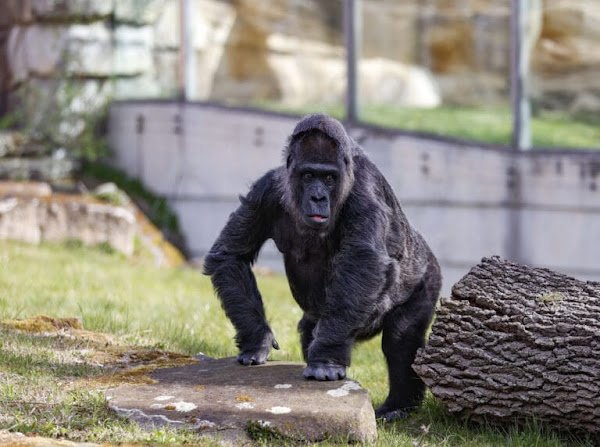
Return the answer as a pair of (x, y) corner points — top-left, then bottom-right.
(414, 257), (600, 435)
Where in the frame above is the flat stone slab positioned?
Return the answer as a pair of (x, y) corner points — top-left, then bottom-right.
(105, 357), (377, 443)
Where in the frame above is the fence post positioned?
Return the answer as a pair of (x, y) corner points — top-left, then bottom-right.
(510, 0), (532, 150)
(344, 0), (361, 123)
(178, 0), (196, 101)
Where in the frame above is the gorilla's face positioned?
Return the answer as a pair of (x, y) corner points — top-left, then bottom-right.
(288, 131), (347, 231)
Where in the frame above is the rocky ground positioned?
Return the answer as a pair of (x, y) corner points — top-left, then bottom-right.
(0, 316), (376, 445)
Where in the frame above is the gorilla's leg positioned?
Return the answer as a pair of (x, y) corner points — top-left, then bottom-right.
(298, 315), (316, 362)
(376, 264), (440, 422)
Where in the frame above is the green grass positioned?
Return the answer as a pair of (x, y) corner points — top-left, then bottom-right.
(252, 102), (600, 149)
(0, 240), (595, 445)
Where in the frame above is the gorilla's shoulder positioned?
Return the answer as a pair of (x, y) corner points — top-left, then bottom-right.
(353, 153), (381, 178)
(346, 153), (402, 220)
(241, 168), (283, 209)
(352, 155), (393, 197)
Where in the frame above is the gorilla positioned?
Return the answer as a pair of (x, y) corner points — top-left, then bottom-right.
(204, 113), (441, 421)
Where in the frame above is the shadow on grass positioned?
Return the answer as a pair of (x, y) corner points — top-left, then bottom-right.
(0, 348), (103, 378)
(380, 397), (598, 447)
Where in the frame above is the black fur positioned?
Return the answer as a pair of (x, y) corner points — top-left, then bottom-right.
(204, 114), (442, 421)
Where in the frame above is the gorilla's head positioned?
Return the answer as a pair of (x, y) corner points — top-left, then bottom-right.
(283, 114), (356, 231)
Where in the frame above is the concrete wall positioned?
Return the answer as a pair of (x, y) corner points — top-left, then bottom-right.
(108, 101), (600, 295)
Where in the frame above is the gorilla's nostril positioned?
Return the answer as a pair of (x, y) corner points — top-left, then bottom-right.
(311, 195), (326, 203)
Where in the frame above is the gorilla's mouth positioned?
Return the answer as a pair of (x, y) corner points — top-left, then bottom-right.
(307, 214), (329, 224)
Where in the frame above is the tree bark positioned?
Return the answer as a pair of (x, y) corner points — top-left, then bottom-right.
(413, 257), (600, 435)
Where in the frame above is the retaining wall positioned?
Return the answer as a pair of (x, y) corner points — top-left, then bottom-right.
(108, 101), (600, 295)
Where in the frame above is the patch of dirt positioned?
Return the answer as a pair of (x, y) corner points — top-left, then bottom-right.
(1, 316), (198, 387)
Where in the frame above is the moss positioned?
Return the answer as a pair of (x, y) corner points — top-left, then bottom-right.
(235, 394), (254, 403)
(134, 209), (185, 267)
(90, 365), (159, 386)
(537, 292), (565, 304)
(2, 315), (83, 332)
(81, 162), (181, 236)
(246, 420), (287, 443)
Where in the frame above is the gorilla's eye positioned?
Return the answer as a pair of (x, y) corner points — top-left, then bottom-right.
(325, 174), (335, 184)
(302, 172), (313, 181)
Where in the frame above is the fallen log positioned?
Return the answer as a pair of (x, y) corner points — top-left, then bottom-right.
(413, 257), (600, 435)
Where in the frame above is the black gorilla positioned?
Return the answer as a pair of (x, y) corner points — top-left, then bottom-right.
(204, 114), (441, 421)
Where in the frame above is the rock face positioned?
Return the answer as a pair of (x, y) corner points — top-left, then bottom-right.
(2, 0), (598, 149)
(106, 357), (377, 443)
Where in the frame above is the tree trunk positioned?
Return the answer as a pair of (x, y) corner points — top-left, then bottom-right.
(413, 257), (600, 435)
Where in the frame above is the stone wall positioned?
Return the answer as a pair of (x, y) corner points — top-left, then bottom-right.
(0, 0), (178, 147)
(2, 0), (599, 128)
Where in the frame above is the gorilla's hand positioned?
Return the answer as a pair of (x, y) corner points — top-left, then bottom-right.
(303, 362), (346, 381)
(237, 332), (280, 366)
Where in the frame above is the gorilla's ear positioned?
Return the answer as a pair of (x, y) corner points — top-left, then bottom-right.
(286, 154), (293, 169)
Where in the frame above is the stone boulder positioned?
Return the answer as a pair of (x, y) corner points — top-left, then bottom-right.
(106, 357), (377, 443)
(0, 189), (136, 255)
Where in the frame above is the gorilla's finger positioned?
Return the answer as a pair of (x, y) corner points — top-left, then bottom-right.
(303, 363), (346, 381)
(252, 356), (267, 365)
(272, 339), (280, 350)
(303, 365), (318, 380)
(237, 354), (252, 366)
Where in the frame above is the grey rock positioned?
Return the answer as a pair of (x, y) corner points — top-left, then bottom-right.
(7, 23), (112, 81)
(153, 0), (179, 49)
(31, 0), (112, 20)
(106, 357), (377, 443)
(0, 131), (50, 157)
(0, 194), (136, 255)
(112, 74), (162, 100)
(0, 131), (26, 157)
(152, 50), (179, 98)
(8, 78), (111, 148)
(0, 1), (33, 28)
(0, 156), (77, 182)
(92, 182), (131, 207)
(114, 0), (164, 25)
(7, 22), (153, 81)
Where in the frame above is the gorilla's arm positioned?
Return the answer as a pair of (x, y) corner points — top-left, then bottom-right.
(203, 171), (279, 365)
(305, 205), (390, 377)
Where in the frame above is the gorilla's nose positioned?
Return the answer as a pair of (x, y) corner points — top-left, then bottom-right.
(310, 194), (327, 203)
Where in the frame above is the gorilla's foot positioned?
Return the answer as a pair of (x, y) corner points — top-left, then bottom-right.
(303, 362), (346, 381)
(374, 405), (410, 422)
